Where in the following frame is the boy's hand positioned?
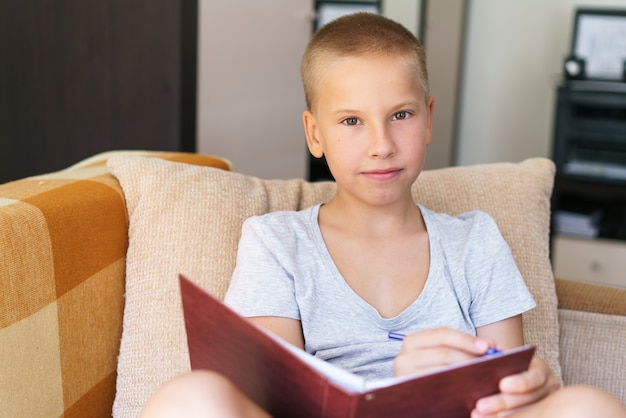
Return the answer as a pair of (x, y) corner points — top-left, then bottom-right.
(471, 357), (560, 418)
(393, 328), (495, 377)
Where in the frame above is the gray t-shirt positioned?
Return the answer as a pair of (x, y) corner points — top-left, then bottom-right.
(224, 204), (536, 380)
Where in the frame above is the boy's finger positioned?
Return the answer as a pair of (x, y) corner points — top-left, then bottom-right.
(400, 346), (481, 368)
(499, 357), (554, 393)
(474, 391), (538, 415)
(403, 327), (490, 354)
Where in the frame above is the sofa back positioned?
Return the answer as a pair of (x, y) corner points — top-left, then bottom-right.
(106, 155), (559, 417)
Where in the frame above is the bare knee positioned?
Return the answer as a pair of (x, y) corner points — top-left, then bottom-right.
(542, 385), (626, 418)
(141, 370), (270, 418)
(141, 370), (227, 418)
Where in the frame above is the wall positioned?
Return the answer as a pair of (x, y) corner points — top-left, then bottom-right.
(420, 0), (466, 169)
(383, 0), (422, 38)
(197, 0), (311, 179)
(455, 0), (626, 166)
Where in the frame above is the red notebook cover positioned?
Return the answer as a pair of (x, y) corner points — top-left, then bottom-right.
(179, 275), (535, 418)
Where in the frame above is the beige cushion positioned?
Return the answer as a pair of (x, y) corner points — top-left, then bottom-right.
(558, 309), (626, 404)
(108, 156), (558, 418)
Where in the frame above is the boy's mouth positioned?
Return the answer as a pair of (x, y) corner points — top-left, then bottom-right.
(361, 168), (402, 182)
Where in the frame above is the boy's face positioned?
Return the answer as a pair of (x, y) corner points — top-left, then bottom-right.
(303, 53), (434, 207)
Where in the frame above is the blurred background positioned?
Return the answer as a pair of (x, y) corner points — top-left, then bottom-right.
(2, 0), (625, 182)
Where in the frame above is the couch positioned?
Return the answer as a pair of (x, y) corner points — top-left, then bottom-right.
(1, 150), (624, 417)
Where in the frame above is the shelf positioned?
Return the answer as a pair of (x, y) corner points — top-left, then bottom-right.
(552, 86), (626, 180)
(552, 236), (626, 288)
(554, 173), (626, 198)
(551, 85), (626, 255)
(552, 178), (626, 241)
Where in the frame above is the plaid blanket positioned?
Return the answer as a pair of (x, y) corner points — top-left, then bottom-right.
(0, 151), (230, 417)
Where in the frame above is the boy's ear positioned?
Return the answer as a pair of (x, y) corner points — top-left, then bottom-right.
(303, 110), (324, 158)
(425, 96), (435, 145)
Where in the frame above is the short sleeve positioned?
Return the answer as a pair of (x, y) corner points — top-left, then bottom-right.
(464, 212), (536, 328)
(224, 216), (301, 320)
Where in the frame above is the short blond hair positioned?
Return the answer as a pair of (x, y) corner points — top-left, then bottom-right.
(301, 13), (429, 111)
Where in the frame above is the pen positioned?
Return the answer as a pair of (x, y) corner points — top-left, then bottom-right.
(387, 332), (502, 355)
(388, 332), (406, 341)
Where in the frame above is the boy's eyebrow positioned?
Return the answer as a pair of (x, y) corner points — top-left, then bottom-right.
(332, 101), (423, 115)
(332, 108), (361, 115)
(392, 100), (423, 109)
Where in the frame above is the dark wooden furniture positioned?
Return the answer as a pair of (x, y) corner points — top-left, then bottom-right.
(0, 0), (197, 183)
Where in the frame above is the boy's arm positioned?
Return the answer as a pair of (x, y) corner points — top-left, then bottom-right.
(475, 315), (524, 349)
(249, 316), (305, 349)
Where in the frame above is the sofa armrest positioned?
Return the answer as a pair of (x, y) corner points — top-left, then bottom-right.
(0, 151), (231, 417)
(555, 278), (626, 315)
(555, 278), (626, 405)
(1, 158), (128, 417)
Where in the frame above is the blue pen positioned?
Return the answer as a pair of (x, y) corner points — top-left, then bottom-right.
(387, 332), (502, 355)
(388, 331), (406, 341)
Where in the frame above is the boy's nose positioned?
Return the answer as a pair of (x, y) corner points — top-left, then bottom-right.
(368, 125), (396, 158)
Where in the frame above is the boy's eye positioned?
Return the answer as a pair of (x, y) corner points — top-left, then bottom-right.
(342, 117), (360, 126)
(392, 111), (409, 121)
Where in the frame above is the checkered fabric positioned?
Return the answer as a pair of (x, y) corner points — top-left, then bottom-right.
(0, 151), (230, 418)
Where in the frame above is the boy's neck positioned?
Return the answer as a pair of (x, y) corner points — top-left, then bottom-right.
(320, 195), (424, 237)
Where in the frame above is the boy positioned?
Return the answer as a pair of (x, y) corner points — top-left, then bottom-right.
(142, 13), (625, 418)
